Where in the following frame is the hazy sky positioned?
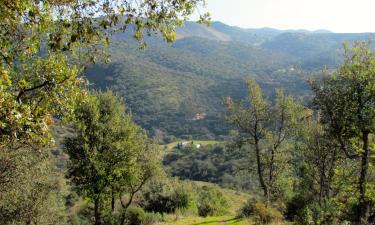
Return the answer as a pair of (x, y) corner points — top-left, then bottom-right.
(204, 0), (375, 33)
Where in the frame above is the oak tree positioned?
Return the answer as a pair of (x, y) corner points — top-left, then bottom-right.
(226, 80), (305, 201)
(311, 42), (375, 222)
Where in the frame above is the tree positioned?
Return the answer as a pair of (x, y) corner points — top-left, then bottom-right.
(226, 80), (270, 197)
(288, 120), (358, 223)
(298, 122), (342, 204)
(1, 0), (209, 150)
(0, 54), (83, 149)
(1, 1), (208, 223)
(225, 80), (305, 201)
(117, 141), (163, 225)
(0, 148), (67, 224)
(310, 42), (375, 222)
(64, 91), (161, 225)
(265, 89), (305, 199)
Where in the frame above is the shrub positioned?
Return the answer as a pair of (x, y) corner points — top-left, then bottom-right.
(141, 180), (193, 214)
(300, 206), (313, 225)
(197, 201), (212, 217)
(252, 202), (283, 224)
(142, 212), (165, 225)
(287, 196), (342, 225)
(286, 194), (310, 221)
(171, 186), (191, 211)
(239, 198), (256, 218)
(197, 186), (228, 217)
(286, 195), (346, 225)
(125, 206), (146, 225)
(239, 199), (283, 224)
(310, 201), (341, 225)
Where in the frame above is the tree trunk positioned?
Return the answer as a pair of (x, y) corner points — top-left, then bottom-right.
(94, 198), (102, 225)
(255, 139), (268, 197)
(111, 188), (115, 212)
(319, 161), (326, 205)
(326, 148), (338, 199)
(268, 146), (276, 202)
(358, 132), (370, 222)
(120, 214), (126, 225)
(269, 147), (275, 186)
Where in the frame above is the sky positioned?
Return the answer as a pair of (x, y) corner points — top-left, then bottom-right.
(204, 0), (375, 33)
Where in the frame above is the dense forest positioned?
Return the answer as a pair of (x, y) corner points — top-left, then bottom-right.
(0, 1), (374, 225)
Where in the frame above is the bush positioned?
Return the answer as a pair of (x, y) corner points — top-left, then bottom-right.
(287, 196), (342, 225)
(197, 186), (228, 217)
(125, 206), (146, 225)
(171, 186), (191, 211)
(141, 180), (193, 214)
(310, 201), (341, 225)
(142, 212), (165, 225)
(252, 202), (283, 224)
(239, 198), (257, 217)
(300, 206), (313, 225)
(286, 194), (310, 221)
(239, 199), (283, 224)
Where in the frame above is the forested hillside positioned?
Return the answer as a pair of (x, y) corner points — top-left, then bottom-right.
(84, 22), (373, 139)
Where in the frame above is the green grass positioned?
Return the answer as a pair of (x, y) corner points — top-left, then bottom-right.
(159, 181), (251, 225)
(160, 215), (252, 225)
(191, 181), (249, 214)
(161, 140), (224, 152)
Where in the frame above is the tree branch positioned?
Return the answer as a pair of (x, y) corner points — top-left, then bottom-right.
(17, 80), (51, 103)
(338, 136), (361, 159)
(120, 177), (149, 210)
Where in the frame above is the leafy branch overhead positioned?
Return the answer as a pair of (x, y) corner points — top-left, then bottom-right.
(0, 0), (209, 149)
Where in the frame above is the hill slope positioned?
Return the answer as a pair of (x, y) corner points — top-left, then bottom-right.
(85, 37), (308, 138)
(85, 21), (374, 139)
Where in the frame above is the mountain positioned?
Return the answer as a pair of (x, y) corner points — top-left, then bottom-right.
(175, 22), (231, 42)
(174, 22), (314, 46)
(174, 22), (336, 46)
(261, 32), (373, 68)
(84, 21), (374, 140)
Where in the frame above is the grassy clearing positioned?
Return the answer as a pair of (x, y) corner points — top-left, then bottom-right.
(159, 181), (251, 225)
(161, 140), (224, 152)
(191, 181), (249, 214)
(160, 215), (252, 225)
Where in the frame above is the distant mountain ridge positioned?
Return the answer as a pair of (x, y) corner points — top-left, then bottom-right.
(174, 21), (336, 45)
